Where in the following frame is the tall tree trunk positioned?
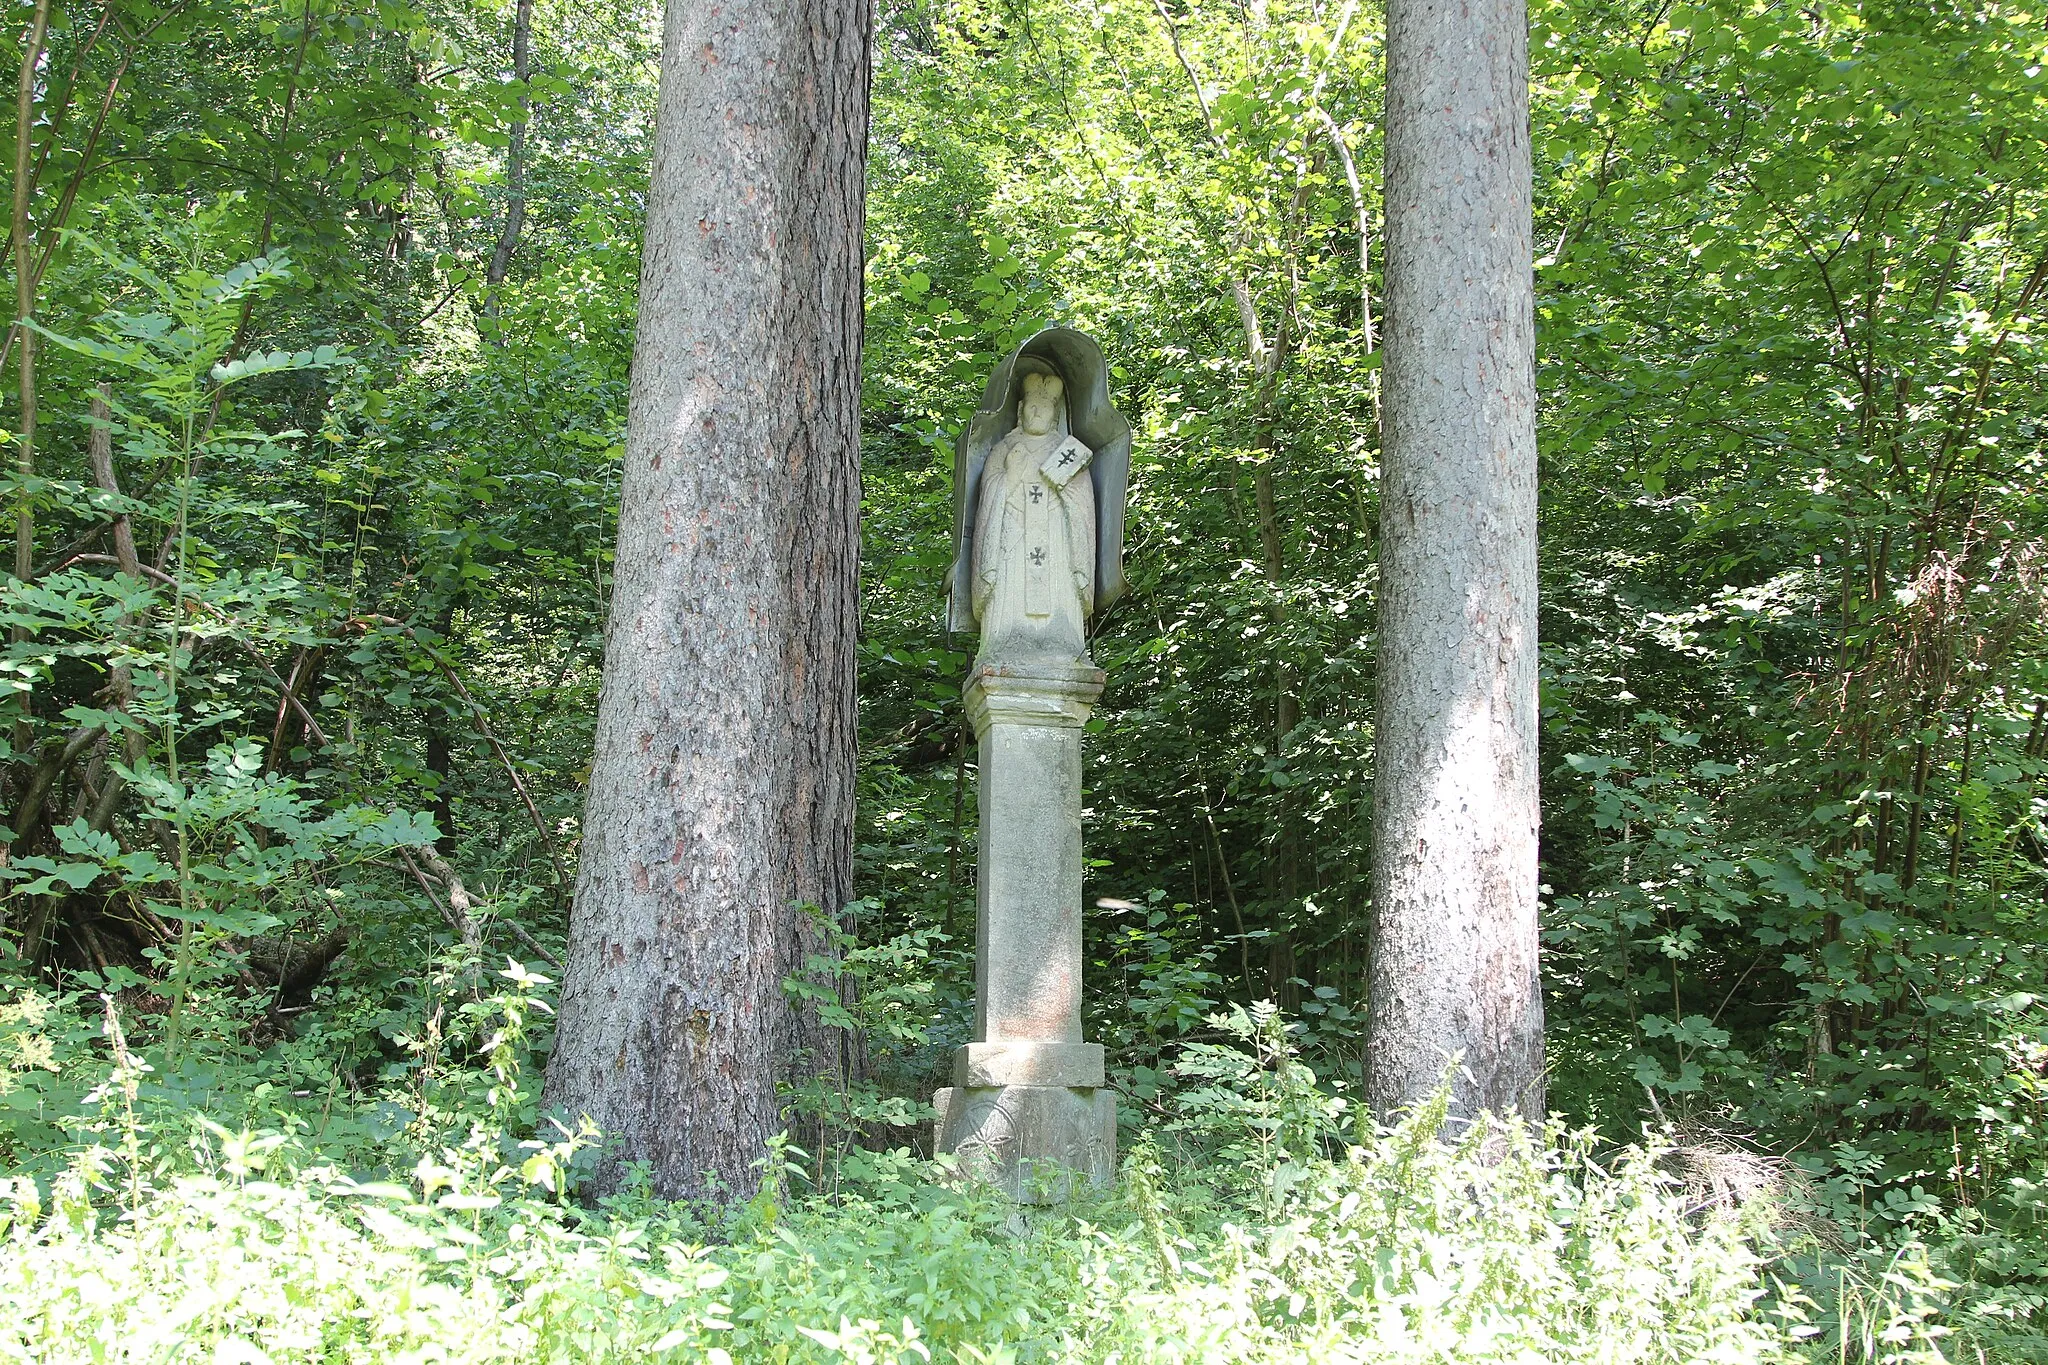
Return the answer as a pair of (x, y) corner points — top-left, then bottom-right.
(1367, 0), (1543, 1125)
(541, 0), (869, 1201)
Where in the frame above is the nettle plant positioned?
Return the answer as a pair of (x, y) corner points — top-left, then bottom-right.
(1159, 1000), (1348, 1210)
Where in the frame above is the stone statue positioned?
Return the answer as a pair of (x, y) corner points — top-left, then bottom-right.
(935, 327), (1131, 1202)
(948, 329), (1130, 660)
(971, 372), (1096, 660)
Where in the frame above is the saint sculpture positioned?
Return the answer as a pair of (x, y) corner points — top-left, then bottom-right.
(936, 328), (1130, 1200)
(970, 371), (1096, 660)
(947, 332), (1130, 657)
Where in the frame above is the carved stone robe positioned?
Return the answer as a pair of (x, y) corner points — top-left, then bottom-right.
(971, 425), (1096, 661)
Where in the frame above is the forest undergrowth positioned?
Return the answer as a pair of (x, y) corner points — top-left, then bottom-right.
(0, 957), (1978, 1363)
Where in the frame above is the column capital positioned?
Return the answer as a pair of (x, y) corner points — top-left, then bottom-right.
(964, 657), (1106, 736)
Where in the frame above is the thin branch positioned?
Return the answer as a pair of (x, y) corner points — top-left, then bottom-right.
(1741, 165), (1863, 390)
(84, 383), (137, 575)
(1312, 107), (1374, 357)
(1151, 0), (1225, 153)
(483, 0), (534, 295)
(356, 614), (570, 902)
(18, 2), (113, 214)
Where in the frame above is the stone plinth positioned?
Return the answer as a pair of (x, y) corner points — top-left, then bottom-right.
(933, 1084), (1116, 1202)
(935, 658), (1115, 1201)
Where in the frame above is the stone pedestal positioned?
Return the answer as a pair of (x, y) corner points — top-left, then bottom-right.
(934, 658), (1116, 1201)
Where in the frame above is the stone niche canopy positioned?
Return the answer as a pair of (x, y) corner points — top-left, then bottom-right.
(945, 326), (1133, 638)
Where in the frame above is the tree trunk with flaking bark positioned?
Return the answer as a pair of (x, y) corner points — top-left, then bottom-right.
(1367, 0), (1543, 1125)
(541, 0), (868, 1201)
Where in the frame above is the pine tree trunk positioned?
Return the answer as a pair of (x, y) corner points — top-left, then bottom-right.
(542, 0), (869, 1201)
(1367, 0), (1543, 1125)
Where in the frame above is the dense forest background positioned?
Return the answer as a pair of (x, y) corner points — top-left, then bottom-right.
(1, 0), (2046, 1348)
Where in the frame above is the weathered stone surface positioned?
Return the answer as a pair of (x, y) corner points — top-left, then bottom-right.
(934, 1084), (1116, 1203)
(965, 664), (1103, 1046)
(970, 371), (1097, 662)
(954, 1040), (1104, 1088)
(946, 328), (1133, 636)
(963, 658), (1105, 729)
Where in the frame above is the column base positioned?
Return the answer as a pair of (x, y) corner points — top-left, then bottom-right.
(934, 1084), (1116, 1203)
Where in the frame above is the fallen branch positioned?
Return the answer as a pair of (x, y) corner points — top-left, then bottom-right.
(425, 842), (560, 968)
(396, 845), (476, 948)
(248, 924), (352, 1003)
(394, 843), (561, 969)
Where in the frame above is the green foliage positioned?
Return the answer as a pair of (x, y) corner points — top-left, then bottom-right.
(0, 0), (2044, 1353)
(0, 991), (1843, 1364)
(781, 909), (958, 1184)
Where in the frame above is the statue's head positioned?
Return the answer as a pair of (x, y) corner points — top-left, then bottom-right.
(1018, 371), (1064, 437)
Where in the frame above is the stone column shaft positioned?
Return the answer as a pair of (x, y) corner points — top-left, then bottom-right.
(935, 658), (1116, 1200)
(970, 666), (1093, 1043)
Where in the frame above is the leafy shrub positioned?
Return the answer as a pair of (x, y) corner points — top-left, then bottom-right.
(0, 975), (1946, 1364)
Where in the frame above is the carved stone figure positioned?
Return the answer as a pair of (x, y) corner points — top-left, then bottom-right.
(971, 372), (1096, 661)
(935, 327), (1132, 1202)
(947, 328), (1131, 658)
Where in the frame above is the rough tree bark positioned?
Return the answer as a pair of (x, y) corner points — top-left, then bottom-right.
(1366, 0), (1544, 1124)
(541, 0), (869, 1199)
